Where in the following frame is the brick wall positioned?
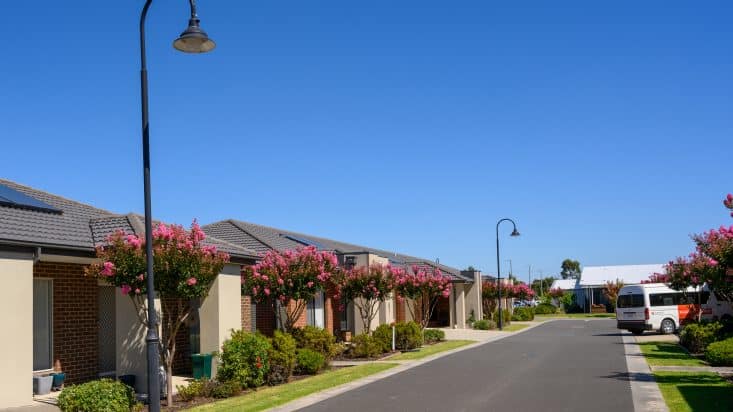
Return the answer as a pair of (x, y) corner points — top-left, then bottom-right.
(241, 296), (252, 331)
(34, 262), (98, 384)
(161, 298), (191, 375)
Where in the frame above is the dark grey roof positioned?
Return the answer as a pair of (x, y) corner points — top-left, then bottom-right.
(0, 179), (258, 260)
(203, 219), (472, 282)
(0, 179), (114, 249)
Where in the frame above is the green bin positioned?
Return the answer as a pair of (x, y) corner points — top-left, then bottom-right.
(191, 353), (214, 379)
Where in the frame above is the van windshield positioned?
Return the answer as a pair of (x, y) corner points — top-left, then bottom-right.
(617, 294), (644, 308)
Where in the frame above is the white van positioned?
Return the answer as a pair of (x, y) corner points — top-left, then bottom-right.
(616, 283), (730, 335)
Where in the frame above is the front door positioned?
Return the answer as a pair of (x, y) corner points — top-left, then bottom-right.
(98, 286), (116, 375)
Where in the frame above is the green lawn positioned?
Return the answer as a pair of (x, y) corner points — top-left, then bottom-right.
(638, 342), (706, 367)
(502, 323), (530, 332)
(654, 372), (733, 412)
(388, 340), (475, 360)
(535, 313), (615, 319)
(187, 363), (398, 412)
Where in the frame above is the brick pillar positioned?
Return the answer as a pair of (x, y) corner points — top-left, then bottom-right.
(241, 295), (252, 331)
(395, 297), (406, 323)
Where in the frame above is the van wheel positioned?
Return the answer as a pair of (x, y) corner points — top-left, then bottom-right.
(660, 318), (675, 334)
(630, 329), (644, 335)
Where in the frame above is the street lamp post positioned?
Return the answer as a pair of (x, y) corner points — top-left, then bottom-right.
(495, 218), (520, 331)
(139, 1), (215, 410)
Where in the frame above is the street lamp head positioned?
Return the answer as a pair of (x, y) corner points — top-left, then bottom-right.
(173, 17), (216, 53)
(510, 228), (520, 237)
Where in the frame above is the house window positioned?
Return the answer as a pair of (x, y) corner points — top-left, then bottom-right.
(33, 279), (53, 371)
(306, 292), (325, 328)
(344, 256), (357, 270)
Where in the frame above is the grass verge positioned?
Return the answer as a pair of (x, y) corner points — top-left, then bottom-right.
(654, 372), (733, 412)
(502, 323), (530, 332)
(638, 342), (706, 367)
(388, 340), (475, 361)
(187, 363), (398, 412)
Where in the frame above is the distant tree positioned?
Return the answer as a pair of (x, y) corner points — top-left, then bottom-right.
(466, 265), (477, 271)
(560, 259), (581, 279)
(530, 276), (556, 296)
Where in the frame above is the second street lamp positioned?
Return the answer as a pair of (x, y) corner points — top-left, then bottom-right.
(495, 218), (520, 331)
(139, 1), (215, 410)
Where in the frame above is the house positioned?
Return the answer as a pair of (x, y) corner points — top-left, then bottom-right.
(550, 264), (665, 312)
(0, 179), (258, 407)
(203, 220), (483, 337)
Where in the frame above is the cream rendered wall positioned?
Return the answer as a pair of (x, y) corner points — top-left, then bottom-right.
(464, 272), (483, 323)
(455, 284), (466, 328)
(115, 290), (161, 394)
(199, 263), (242, 377)
(0, 256), (34, 408)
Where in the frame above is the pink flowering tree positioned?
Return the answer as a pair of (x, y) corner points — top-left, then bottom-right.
(547, 287), (565, 307)
(241, 246), (338, 332)
(652, 194), (733, 317)
(87, 221), (229, 405)
(481, 281), (514, 318)
(512, 283), (535, 302)
(334, 264), (397, 334)
(601, 280), (624, 310)
(724, 193), (733, 218)
(395, 266), (452, 329)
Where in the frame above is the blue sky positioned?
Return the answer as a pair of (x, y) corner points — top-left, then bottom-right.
(2, 1), (731, 282)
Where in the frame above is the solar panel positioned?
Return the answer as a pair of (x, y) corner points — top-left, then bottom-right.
(282, 234), (328, 250)
(0, 184), (62, 214)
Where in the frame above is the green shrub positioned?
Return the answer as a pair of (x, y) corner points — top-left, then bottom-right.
(372, 324), (394, 353)
(423, 329), (445, 344)
(705, 337), (733, 366)
(58, 379), (135, 412)
(268, 331), (297, 385)
(292, 326), (339, 360)
(296, 349), (326, 374)
(351, 333), (384, 358)
(176, 378), (206, 402)
(473, 319), (496, 330)
(208, 380), (241, 399)
(680, 322), (723, 353)
(395, 321), (423, 350)
(491, 309), (512, 325)
(512, 307), (535, 321)
(535, 303), (557, 315)
(175, 378), (240, 401)
(218, 330), (271, 388)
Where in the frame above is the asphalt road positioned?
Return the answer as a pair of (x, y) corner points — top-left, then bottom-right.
(299, 319), (633, 412)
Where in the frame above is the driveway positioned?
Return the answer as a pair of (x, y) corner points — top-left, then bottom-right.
(299, 319), (633, 412)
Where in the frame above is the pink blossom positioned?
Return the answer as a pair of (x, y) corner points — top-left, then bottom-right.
(134, 288), (141, 294)
(187, 277), (197, 286)
(121, 285), (132, 295)
(264, 288), (271, 296)
(126, 235), (142, 248)
(307, 281), (314, 288)
(100, 261), (115, 277)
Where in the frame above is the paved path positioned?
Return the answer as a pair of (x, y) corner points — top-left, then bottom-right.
(298, 319), (634, 412)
